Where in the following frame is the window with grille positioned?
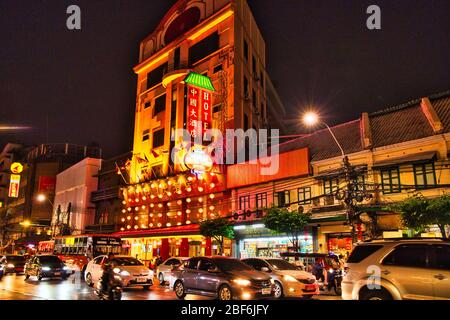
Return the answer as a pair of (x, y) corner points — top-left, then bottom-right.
(256, 193), (267, 209)
(381, 167), (401, 194)
(413, 162), (436, 189)
(298, 187), (312, 204)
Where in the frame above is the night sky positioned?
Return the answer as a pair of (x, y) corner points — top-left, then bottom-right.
(1, 0), (449, 158)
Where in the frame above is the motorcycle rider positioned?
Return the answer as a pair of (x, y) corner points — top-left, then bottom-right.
(100, 253), (116, 296)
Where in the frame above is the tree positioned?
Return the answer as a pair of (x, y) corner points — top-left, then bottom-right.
(390, 194), (450, 239)
(262, 207), (310, 252)
(426, 195), (450, 239)
(199, 217), (234, 255)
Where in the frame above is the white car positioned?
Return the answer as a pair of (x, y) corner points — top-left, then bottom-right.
(242, 258), (320, 299)
(156, 257), (189, 285)
(84, 255), (153, 290)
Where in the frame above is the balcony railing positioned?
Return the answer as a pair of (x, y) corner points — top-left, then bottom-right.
(90, 186), (120, 202)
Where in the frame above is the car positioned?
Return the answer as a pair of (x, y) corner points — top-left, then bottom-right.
(242, 257), (319, 299)
(342, 239), (450, 300)
(24, 255), (71, 281)
(0, 255), (27, 275)
(156, 257), (189, 285)
(84, 255), (153, 290)
(170, 256), (274, 300)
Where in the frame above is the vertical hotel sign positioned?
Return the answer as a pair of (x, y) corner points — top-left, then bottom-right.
(185, 72), (215, 140)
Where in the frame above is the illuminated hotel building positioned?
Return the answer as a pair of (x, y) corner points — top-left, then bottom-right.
(116, 0), (286, 261)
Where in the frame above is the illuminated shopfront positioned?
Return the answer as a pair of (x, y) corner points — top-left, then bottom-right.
(234, 223), (314, 259)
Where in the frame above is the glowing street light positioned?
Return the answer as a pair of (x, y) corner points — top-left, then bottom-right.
(20, 220), (31, 227)
(36, 194), (46, 202)
(302, 112), (319, 127)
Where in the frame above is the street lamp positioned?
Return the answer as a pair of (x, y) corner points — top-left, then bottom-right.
(36, 193), (53, 206)
(302, 111), (359, 243)
(302, 112), (345, 157)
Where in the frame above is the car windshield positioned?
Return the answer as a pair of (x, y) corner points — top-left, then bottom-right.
(267, 259), (298, 270)
(213, 258), (253, 272)
(6, 256), (26, 263)
(39, 256), (62, 264)
(112, 257), (143, 266)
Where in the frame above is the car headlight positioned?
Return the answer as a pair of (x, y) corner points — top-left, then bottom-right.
(42, 267), (51, 271)
(270, 278), (275, 285)
(232, 278), (251, 286)
(63, 266), (70, 271)
(283, 275), (297, 282)
(329, 269), (334, 273)
(7, 263), (14, 268)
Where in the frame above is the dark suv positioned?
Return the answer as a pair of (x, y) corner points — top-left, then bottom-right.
(171, 257), (274, 300)
(24, 255), (70, 281)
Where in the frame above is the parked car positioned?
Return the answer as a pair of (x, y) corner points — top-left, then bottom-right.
(84, 255), (153, 290)
(342, 239), (450, 300)
(171, 256), (274, 300)
(1, 255), (27, 274)
(24, 255), (71, 281)
(156, 257), (189, 285)
(242, 257), (319, 299)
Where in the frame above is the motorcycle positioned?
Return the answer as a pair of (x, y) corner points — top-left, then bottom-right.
(326, 268), (343, 296)
(95, 275), (123, 300)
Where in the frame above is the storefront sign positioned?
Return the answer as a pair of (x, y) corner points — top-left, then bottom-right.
(8, 174), (20, 198)
(10, 162), (23, 174)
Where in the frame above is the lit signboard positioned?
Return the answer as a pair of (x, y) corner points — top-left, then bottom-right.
(10, 162), (23, 174)
(184, 146), (213, 174)
(8, 174), (21, 198)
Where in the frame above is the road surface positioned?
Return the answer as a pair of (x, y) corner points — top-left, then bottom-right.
(0, 272), (340, 300)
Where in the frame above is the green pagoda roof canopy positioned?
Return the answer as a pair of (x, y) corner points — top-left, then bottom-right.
(183, 72), (216, 92)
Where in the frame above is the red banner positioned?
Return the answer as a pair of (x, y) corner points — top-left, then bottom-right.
(187, 86), (201, 139)
(201, 90), (212, 138)
(38, 176), (56, 193)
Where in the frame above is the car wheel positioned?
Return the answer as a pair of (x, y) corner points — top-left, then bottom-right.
(143, 285), (152, 291)
(85, 273), (93, 287)
(37, 272), (43, 281)
(174, 281), (186, 299)
(24, 273), (29, 280)
(158, 273), (165, 285)
(302, 295), (313, 300)
(360, 289), (392, 300)
(218, 285), (233, 301)
(273, 281), (284, 299)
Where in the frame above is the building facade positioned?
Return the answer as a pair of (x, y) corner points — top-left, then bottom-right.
(88, 152), (132, 234)
(116, 0), (286, 262)
(229, 91), (450, 258)
(52, 158), (102, 236)
(0, 143), (101, 253)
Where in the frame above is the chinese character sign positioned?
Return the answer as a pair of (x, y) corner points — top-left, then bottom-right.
(187, 85), (213, 140)
(8, 174), (21, 198)
(187, 86), (201, 138)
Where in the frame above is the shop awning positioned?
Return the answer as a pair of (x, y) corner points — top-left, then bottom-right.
(372, 151), (436, 169)
(113, 224), (200, 239)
